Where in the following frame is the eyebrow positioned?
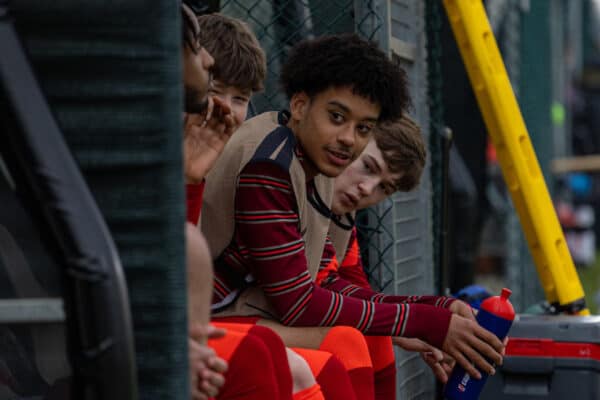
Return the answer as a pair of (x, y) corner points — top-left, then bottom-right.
(327, 100), (379, 123)
(328, 100), (350, 113)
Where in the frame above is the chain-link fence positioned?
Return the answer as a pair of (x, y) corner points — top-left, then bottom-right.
(221, 0), (383, 113)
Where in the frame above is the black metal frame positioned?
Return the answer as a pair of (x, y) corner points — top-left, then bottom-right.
(0, 1), (137, 398)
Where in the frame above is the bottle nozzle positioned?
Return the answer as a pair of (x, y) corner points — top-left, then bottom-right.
(501, 288), (512, 300)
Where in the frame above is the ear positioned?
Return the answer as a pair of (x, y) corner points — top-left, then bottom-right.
(289, 92), (309, 121)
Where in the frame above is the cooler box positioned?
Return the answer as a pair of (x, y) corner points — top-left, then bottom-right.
(482, 315), (600, 399)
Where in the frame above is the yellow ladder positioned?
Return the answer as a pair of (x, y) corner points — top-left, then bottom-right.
(442, 0), (588, 314)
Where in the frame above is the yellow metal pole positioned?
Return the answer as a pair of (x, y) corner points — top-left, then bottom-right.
(442, 0), (588, 314)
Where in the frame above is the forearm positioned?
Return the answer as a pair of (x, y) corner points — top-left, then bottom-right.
(263, 279), (451, 347)
(186, 223), (213, 331)
(322, 274), (456, 308)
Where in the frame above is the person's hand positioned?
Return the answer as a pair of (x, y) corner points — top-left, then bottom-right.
(448, 299), (476, 320)
(184, 96), (236, 183)
(190, 323), (227, 344)
(421, 351), (455, 383)
(442, 314), (505, 380)
(392, 337), (454, 383)
(189, 324), (228, 400)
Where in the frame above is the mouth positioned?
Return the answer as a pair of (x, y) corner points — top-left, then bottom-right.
(343, 192), (359, 208)
(326, 148), (352, 167)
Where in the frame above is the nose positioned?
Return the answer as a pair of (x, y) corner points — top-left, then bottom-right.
(337, 125), (355, 148)
(220, 94), (233, 110)
(358, 178), (378, 197)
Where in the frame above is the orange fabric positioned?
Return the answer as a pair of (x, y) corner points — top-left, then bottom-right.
(208, 330), (245, 361)
(364, 336), (395, 372)
(209, 331), (281, 399)
(291, 348), (333, 377)
(318, 326), (374, 400)
(364, 336), (396, 400)
(211, 321), (293, 400)
(212, 321), (253, 334)
(344, 236), (360, 266)
(293, 348), (357, 400)
(291, 384), (324, 400)
(318, 326), (372, 371)
(316, 254), (339, 285)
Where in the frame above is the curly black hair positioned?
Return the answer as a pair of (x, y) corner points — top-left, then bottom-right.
(280, 33), (410, 122)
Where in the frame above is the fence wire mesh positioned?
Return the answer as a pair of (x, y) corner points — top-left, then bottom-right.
(221, 0), (383, 113)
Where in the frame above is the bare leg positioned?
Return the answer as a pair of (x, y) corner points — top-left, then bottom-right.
(286, 348), (318, 393)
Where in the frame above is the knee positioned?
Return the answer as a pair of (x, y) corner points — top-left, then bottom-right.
(323, 326), (368, 352)
(320, 326), (372, 371)
(286, 348), (316, 393)
(218, 334), (280, 398)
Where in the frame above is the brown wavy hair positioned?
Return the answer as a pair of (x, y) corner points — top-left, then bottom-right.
(373, 114), (426, 192)
(197, 13), (266, 92)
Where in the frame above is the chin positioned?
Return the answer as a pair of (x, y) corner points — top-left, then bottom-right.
(319, 164), (344, 178)
(331, 204), (343, 215)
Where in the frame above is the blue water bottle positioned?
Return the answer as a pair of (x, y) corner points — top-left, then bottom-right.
(444, 288), (515, 400)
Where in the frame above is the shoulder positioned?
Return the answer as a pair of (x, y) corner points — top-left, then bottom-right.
(249, 125), (297, 172)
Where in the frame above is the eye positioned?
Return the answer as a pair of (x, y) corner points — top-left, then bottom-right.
(380, 183), (394, 196)
(357, 124), (373, 136)
(233, 96), (249, 105)
(363, 160), (372, 173)
(329, 111), (345, 124)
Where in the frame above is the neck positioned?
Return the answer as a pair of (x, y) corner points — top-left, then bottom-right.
(287, 119), (319, 180)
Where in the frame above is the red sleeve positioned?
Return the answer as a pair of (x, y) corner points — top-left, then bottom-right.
(323, 275), (456, 308)
(234, 161), (451, 348)
(186, 181), (206, 224)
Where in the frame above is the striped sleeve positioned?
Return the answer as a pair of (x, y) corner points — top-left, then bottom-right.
(320, 229), (457, 309)
(233, 161), (452, 347)
(323, 274), (457, 309)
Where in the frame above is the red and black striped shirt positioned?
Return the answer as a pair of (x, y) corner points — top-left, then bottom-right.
(208, 159), (452, 348)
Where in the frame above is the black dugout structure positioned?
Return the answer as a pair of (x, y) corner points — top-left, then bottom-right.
(1, 0), (188, 398)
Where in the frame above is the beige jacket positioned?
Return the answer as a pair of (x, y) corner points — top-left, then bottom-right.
(202, 111), (334, 317)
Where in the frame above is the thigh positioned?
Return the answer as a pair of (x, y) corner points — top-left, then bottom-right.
(256, 319), (332, 348)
